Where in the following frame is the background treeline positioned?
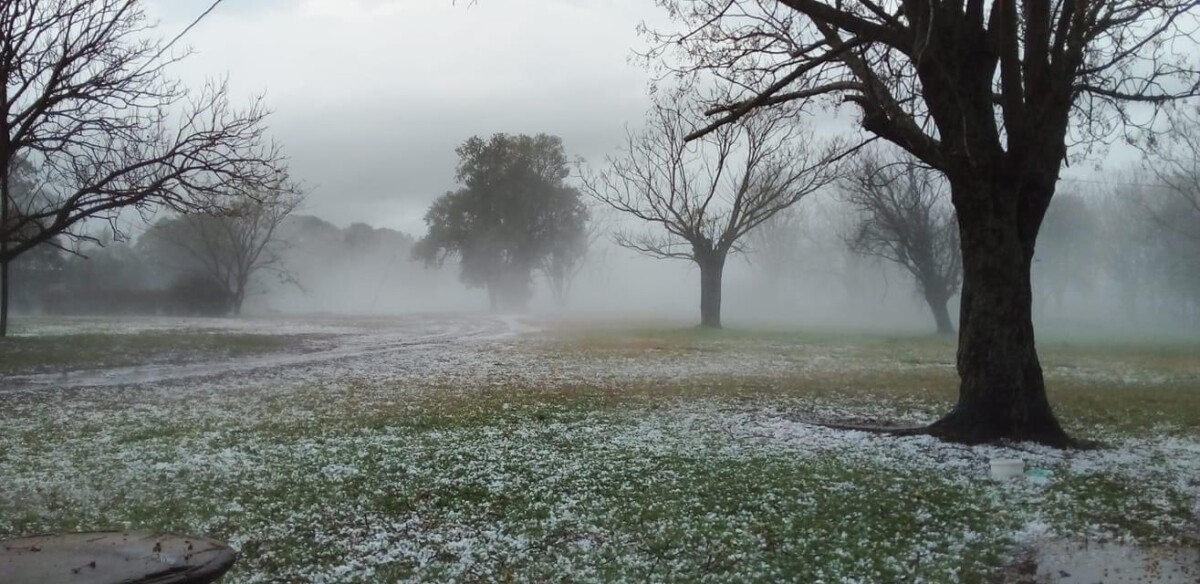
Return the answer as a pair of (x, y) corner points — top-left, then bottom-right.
(738, 179), (1200, 335)
(9, 174), (1199, 335)
(9, 215), (432, 317)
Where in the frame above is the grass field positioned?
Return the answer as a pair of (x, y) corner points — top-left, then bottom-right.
(0, 315), (1197, 583)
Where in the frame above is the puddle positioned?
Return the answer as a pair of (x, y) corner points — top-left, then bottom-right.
(1021, 539), (1200, 583)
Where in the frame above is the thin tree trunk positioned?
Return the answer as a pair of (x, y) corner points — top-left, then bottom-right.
(929, 187), (1070, 446)
(926, 292), (955, 334)
(0, 259), (8, 337)
(232, 280), (245, 317)
(550, 273), (567, 308)
(698, 254), (725, 329)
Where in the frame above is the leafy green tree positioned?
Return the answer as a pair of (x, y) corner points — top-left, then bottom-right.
(414, 134), (589, 310)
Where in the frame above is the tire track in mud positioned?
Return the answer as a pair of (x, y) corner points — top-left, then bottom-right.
(0, 315), (520, 392)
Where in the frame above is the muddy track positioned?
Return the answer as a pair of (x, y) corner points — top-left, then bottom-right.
(0, 315), (519, 392)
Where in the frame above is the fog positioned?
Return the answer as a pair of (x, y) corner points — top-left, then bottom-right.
(19, 174), (1193, 343)
(11, 151), (1200, 342)
(7, 0), (1197, 341)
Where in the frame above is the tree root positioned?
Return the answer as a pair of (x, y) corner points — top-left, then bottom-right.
(805, 417), (1101, 450)
(807, 420), (931, 436)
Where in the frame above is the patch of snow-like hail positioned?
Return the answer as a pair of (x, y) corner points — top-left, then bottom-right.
(2, 314), (1197, 583)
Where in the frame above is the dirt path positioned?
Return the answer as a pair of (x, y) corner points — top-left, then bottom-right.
(0, 314), (523, 392)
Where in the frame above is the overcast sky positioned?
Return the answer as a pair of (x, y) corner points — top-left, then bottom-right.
(143, 0), (1139, 237)
(145, 0), (663, 235)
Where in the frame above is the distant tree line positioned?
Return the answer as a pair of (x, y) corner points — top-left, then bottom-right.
(743, 165), (1200, 335)
(8, 210), (426, 318)
(141, 185), (305, 316)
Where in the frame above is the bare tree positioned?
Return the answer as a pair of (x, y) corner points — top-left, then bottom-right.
(141, 184), (304, 316)
(649, 0), (1200, 445)
(1148, 105), (1200, 243)
(842, 152), (961, 334)
(0, 0), (285, 335)
(583, 101), (840, 328)
(745, 205), (807, 306)
(1140, 110), (1200, 326)
(1032, 190), (1100, 317)
(746, 200), (860, 295)
(539, 201), (610, 307)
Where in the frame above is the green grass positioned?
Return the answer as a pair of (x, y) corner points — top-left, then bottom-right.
(0, 331), (310, 376)
(535, 325), (1200, 436)
(1, 321), (1198, 583)
(0, 396), (1018, 582)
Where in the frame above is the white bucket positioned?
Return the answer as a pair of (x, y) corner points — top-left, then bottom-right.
(990, 458), (1025, 480)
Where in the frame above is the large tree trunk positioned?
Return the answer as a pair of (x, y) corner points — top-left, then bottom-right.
(929, 183), (1070, 447)
(1, 169), (8, 337)
(698, 253), (725, 328)
(482, 266), (532, 312)
(926, 292), (955, 335)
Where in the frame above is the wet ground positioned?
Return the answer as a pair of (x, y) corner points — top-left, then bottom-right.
(2, 314), (1197, 583)
(1006, 538), (1200, 583)
(0, 313), (521, 392)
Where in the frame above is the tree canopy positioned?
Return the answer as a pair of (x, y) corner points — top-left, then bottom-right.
(413, 134), (589, 310)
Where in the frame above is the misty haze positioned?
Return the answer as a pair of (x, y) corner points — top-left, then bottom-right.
(1, 1), (1199, 583)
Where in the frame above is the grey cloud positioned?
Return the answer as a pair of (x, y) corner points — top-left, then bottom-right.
(148, 0), (657, 234)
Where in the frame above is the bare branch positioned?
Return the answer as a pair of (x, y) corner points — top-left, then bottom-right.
(139, 180), (305, 315)
(1, 0), (287, 267)
(581, 92), (844, 269)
